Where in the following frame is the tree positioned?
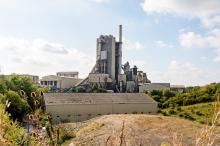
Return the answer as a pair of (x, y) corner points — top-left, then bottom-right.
(10, 76), (37, 96)
(0, 76), (8, 94)
(3, 90), (29, 121)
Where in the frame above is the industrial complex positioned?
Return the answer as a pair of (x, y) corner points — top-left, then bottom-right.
(67, 25), (152, 93)
(35, 25), (184, 93)
(5, 25), (185, 123)
(40, 25), (186, 123)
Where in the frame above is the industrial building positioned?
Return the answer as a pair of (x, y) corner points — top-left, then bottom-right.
(139, 83), (186, 93)
(75, 25), (151, 92)
(139, 83), (170, 93)
(40, 75), (82, 91)
(56, 71), (79, 78)
(44, 93), (158, 123)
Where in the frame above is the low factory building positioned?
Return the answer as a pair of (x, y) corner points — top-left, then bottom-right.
(139, 83), (170, 93)
(40, 75), (82, 91)
(44, 93), (157, 123)
(56, 71), (79, 78)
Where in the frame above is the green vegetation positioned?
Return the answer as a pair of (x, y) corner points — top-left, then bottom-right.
(72, 84), (107, 93)
(161, 102), (217, 124)
(0, 75), (42, 121)
(0, 102), (40, 145)
(0, 75), (75, 145)
(57, 127), (75, 145)
(149, 83), (220, 124)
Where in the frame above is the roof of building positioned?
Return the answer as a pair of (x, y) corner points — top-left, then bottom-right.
(44, 93), (157, 105)
(140, 83), (170, 87)
(40, 75), (82, 81)
(57, 71), (78, 74)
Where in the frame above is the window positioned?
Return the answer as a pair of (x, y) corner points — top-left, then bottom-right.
(67, 115), (71, 117)
(54, 81), (57, 86)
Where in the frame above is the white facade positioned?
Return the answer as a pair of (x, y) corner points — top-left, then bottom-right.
(40, 75), (82, 90)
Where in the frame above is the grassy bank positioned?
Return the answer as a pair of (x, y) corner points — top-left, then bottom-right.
(161, 102), (219, 124)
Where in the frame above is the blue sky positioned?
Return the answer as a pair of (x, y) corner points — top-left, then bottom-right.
(0, 0), (220, 86)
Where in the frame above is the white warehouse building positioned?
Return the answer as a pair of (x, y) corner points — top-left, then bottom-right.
(44, 93), (158, 123)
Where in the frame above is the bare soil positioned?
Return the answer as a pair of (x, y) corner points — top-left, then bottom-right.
(61, 115), (220, 146)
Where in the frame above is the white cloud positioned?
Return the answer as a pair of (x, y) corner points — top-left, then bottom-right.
(141, 0), (220, 27)
(90, 0), (109, 3)
(154, 40), (173, 48)
(149, 60), (220, 86)
(0, 36), (95, 78)
(123, 38), (144, 50)
(179, 29), (220, 62)
(202, 15), (220, 27)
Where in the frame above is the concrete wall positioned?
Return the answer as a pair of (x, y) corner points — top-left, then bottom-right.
(88, 73), (113, 83)
(46, 103), (157, 123)
(57, 77), (80, 89)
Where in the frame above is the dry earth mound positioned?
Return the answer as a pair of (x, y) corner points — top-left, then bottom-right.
(62, 115), (220, 146)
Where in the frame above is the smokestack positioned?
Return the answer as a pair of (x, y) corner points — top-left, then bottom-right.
(119, 25), (122, 42)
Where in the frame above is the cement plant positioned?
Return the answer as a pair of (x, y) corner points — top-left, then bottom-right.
(2, 1), (220, 145)
(70, 25), (151, 93)
(40, 25), (183, 94)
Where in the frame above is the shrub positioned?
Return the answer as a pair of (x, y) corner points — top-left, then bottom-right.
(3, 90), (29, 121)
(182, 112), (195, 120)
(161, 111), (168, 116)
(168, 109), (176, 115)
(58, 128), (75, 144)
(163, 89), (176, 98)
(195, 111), (204, 116)
(150, 90), (163, 97)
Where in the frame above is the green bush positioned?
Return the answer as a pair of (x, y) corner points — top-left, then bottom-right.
(168, 109), (176, 115)
(182, 112), (195, 121)
(195, 111), (204, 116)
(163, 89), (176, 98)
(3, 90), (29, 121)
(161, 111), (168, 116)
(58, 128), (75, 144)
(150, 90), (163, 97)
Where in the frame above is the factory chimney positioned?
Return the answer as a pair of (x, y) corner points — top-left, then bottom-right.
(115, 24), (123, 83)
(119, 25), (122, 42)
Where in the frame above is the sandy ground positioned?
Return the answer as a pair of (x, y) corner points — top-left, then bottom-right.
(61, 115), (220, 146)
